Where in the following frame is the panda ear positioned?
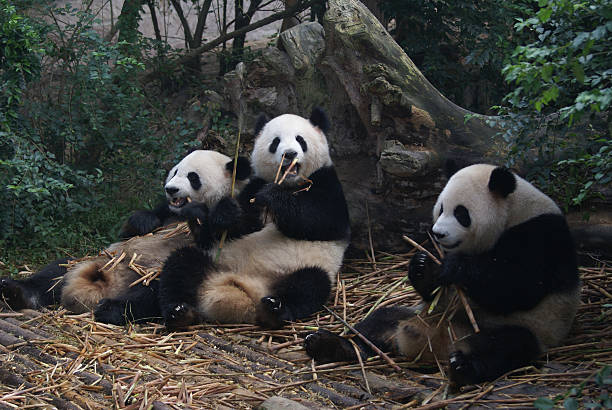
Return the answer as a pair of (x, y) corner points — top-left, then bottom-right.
(225, 157), (252, 180)
(309, 107), (330, 133)
(254, 114), (268, 136)
(488, 166), (516, 198)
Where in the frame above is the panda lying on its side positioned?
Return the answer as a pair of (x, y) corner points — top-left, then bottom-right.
(0, 150), (253, 325)
(159, 108), (351, 329)
(305, 164), (580, 387)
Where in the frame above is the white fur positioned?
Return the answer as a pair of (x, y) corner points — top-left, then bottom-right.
(165, 150), (243, 211)
(251, 114), (332, 185)
(432, 164), (560, 254)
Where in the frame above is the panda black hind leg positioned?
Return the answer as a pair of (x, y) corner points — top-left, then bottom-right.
(94, 281), (161, 325)
(449, 325), (541, 387)
(305, 306), (416, 363)
(257, 266), (331, 329)
(0, 258), (68, 310)
(158, 246), (213, 329)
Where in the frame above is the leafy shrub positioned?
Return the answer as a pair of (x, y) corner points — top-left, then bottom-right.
(494, 0), (611, 209)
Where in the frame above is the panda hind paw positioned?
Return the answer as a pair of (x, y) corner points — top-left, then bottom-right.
(304, 329), (358, 364)
(94, 299), (129, 326)
(163, 303), (198, 329)
(448, 350), (483, 387)
(0, 278), (29, 310)
(256, 296), (290, 329)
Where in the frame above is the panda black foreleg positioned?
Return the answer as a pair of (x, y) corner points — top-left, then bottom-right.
(304, 306), (414, 364)
(0, 258), (68, 310)
(408, 251), (442, 301)
(449, 325), (541, 387)
(94, 281), (161, 325)
(158, 246), (213, 329)
(257, 266), (331, 329)
(119, 201), (175, 239)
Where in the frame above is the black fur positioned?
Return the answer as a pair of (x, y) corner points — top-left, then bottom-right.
(252, 166), (350, 241)
(119, 201), (179, 239)
(408, 251), (440, 301)
(309, 107), (330, 133)
(188, 172), (202, 190)
(159, 246), (213, 328)
(488, 167), (516, 198)
(257, 266), (331, 328)
(255, 113), (269, 135)
(0, 258), (68, 309)
(305, 306), (415, 363)
(225, 156), (252, 181)
(449, 326), (541, 386)
(438, 213), (578, 314)
(181, 195), (261, 250)
(94, 281), (161, 325)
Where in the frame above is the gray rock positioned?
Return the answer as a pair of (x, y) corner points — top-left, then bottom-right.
(379, 140), (435, 177)
(257, 396), (311, 410)
(279, 22), (326, 73)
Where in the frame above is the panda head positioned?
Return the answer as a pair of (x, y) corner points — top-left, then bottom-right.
(431, 164), (560, 254)
(251, 108), (332, 185)
(164, 150), (251, 212)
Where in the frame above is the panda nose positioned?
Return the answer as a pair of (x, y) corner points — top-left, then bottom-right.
(165, 186), (179, 195)
(284, 150), (298, 160)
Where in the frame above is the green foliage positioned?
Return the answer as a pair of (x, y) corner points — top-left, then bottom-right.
(379, 0), (534, 113)
(534, 365), (612, 409)
(494, 0), (612, 209)
(0, 0), (215, 274)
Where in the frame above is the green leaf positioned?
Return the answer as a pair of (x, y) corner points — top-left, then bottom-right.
(537, 7), (553, 23)
(564, 398), (578, 410)
(534, 397), (556, 409)
(571, 60), (585, 84)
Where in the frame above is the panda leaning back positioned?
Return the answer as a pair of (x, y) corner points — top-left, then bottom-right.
(158, 108), (351, 329)
(305, 163), (580, 387)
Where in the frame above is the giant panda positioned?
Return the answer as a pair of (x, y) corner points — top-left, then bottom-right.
(158, 108), (351, 329)
(304, 164), (580, 387)
(0, 150), (252, 325)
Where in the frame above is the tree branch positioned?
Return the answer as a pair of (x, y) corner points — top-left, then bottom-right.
(176, 0), (311, 65)
(169, 0), (194, 48)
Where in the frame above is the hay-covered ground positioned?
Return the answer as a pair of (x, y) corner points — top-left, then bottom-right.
(0, 249), (610, 409)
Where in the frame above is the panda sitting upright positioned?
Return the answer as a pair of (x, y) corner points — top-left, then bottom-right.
(305, 164), (579, 387)
(159, 108), (351, 329)
(0, 150), (252, 325)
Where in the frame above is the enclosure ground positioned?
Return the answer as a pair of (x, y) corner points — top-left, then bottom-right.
(1, 251), (610, 409)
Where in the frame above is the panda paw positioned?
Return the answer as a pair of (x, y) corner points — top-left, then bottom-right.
(304, 329), (359, 364)
(0, 278), (29, 310)
(439, 254), (468, 286)
(256, 296), (292, 329)
(210, 197), (243, 231)
(179, 202), (209, 224)
(408, 252), (440, 301)
(254, 183), (283, 206)
(448, 350), (482, 387)
(94, 299), (129, 326)
(163, 303), (199, 330)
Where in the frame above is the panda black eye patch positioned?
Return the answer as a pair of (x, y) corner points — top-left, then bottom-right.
(187, 172), (202, 190)
(454, 205), (471, 227)
(439, 203), (443, 216)
(296, 135), (308, 152)
(269, 137), (280, 154)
